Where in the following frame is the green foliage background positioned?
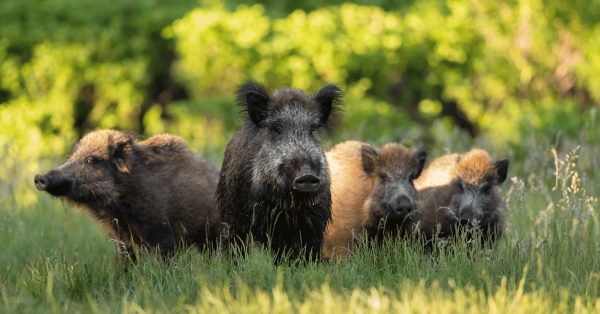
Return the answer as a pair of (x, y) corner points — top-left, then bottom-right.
(1, 0), (599, 205)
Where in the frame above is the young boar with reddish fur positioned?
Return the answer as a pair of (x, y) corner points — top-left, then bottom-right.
(217, 82), (342, 262)
(34, 130), (220, 260)
(322, 141), (427, 259)
(413, 149), (509, 246)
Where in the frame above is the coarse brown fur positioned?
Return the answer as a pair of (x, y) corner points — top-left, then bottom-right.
(413, 149), (509, 246)
(322, 141), (373, 259)
(35, 130), (220, 260)
(323, 141), (426, 259)
(452, 149), (499, 185)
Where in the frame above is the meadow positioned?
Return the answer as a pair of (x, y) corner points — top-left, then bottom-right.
(1, 129), (599, 313)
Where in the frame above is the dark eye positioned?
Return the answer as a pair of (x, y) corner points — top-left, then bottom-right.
(481, 185), (492, 194)
(271, 124), (283, 134)
(85, 157), (95, 165)
(457, 181), (466, 192)
(378, 173), (388, 182)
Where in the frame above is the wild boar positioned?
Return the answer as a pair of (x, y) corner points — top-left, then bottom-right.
(217, 82), (342, 262)
(34, 130), (220, 260)
(322, 141), (427, 259)
(413, 149), (509, 246)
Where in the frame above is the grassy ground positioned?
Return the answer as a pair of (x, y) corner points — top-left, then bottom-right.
(1, 141), (599, 313)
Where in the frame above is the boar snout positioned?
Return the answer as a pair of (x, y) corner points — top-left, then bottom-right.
(292, 172), (322, 193)
(457, 204), (478, 224)
(385, 195), (414, 218)
(34, 170), (72, 196)
(396, 195), (415, 216)
(34, 174), (48, 191)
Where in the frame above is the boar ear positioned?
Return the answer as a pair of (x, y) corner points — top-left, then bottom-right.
(494, 158), (509, 184)
(314, 84), (342, 133)
(110, 134), (134, 174)
(237, 81), (270, 126)
(361, 144), (379, 175)
(412, 147), (428, 179)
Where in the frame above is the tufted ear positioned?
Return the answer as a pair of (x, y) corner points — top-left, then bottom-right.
(412, 147), (428, 179)
(494, 158), (509, 184)
(109, 133), (134, 174)
(313, 84), (343, 133)
(361, 144), (379, 175)
(237, 81), (270, 126)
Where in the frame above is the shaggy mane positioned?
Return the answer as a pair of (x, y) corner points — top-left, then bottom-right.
(453, 149), (496, 185)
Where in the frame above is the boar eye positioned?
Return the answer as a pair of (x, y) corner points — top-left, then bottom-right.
(85, 157), (95, 165)
(481, 185), (492, 194)
(271, 123), (283, 134)
(378, 173), (388, 182)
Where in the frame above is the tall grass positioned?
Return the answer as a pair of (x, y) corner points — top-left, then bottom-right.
(1, 139), (599, 313)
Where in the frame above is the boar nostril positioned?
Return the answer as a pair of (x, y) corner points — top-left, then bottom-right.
(293, 174), (321, 193)
(458, 208), (475, 225)
(34, 174), (47, 191)
(394, 196), (414, 216)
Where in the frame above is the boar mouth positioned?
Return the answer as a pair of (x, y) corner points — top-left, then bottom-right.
(292, 173), (323, 194)
(383, 211), (413, 226)
(34, 173), (72, 197)
(383, 195), (415, 221)
(458, 218), (481, 227)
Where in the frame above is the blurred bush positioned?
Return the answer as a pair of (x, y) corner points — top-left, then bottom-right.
(168, 1), (599, 146)
(0, 0), (196, 205)
(0, 0), (199, 134)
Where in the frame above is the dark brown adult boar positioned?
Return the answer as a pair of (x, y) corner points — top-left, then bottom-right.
(217, 82), (342, 262)
(34, 130), (220, 260)
(322, 141), (426, 259)
(413, 149), (509, 246)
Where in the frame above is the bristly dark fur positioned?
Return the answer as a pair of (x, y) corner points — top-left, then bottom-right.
(218, 82), (343, 262)
(236, 81), (270, 105)
(361, 144), (427, 241)
(35, 130), (220, 261)
(245, 187), (331, 262)
(236, 81), (271, 126)
(217, 133), (332, 262)
(413, 149), (508, 248)
(313, 84), (343, 135)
